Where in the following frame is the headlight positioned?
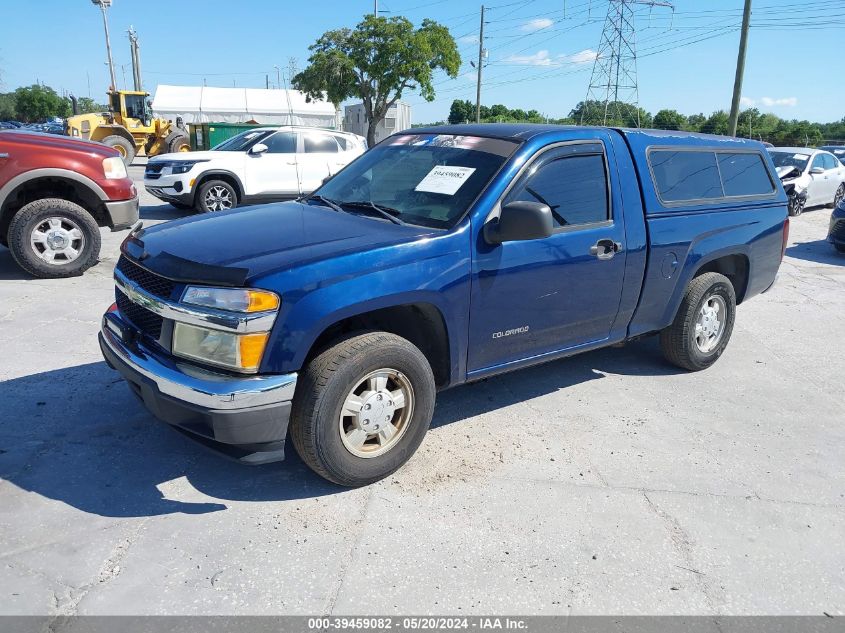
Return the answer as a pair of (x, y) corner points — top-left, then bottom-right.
(102, 156), (127, 179)
(172, 323), (269, 372)
(171, 161), (204, 174)
(182, 286), (280, 313)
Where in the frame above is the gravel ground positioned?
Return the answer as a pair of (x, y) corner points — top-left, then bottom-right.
(0, 164), (843, 616)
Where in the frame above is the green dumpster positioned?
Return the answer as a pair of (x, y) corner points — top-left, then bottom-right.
(188, 122), (268, 151)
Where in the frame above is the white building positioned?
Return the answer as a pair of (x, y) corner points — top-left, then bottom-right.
(151, 85), (341, 128)
(344, 101), (411, 143)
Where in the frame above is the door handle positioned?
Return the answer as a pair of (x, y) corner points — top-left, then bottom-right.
(285, 161), (296, 165)
(590, 239), (622, 260)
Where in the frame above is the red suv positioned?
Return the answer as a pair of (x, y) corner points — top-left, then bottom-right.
(0, 130), (139, 278)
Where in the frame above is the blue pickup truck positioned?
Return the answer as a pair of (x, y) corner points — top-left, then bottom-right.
(99, 124), (789, 486)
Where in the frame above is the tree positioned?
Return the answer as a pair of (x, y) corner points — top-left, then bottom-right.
(294, 15), (460, 146)
(14, 84), (70, 122)
(77, 96), (107, 114)
(686, 113), (706, 132)
(448, 99), (474, 124)
(0, 93), (16, 120)
(653, 109), (686, 131)
(700, 110), (730, 136)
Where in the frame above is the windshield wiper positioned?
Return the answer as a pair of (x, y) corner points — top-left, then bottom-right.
(301, 194), (344, 213)
(340, 200), (407, 226)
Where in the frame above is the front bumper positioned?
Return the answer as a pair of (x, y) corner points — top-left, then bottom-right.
(99, 311), (297, 464)
(105, 195), (140, 231)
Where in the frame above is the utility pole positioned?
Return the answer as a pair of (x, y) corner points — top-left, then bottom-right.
(475, 5), (485, 123)
(266, 74), (270, 89)
(728, 0), (752, 137)
(92, 0), (117, 91)
(128, 26), (142, 91)
(274, 65), (281, 90)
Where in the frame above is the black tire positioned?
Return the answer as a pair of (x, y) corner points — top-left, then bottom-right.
(659, 272), (736, 372)
(290, 331), (436, 487)
(831, 184), (845, 209)
(835, 243), (845, 254)
(7, 198), (101, 278)
(101, 134), (136, 166)
(167, 133), (191, 154)
(169, 201), (193, 211)
(787, 192), (803, 217)
(195, 179), (238, 213)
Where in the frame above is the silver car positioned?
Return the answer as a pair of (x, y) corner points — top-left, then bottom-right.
(768, 147), (845, 210)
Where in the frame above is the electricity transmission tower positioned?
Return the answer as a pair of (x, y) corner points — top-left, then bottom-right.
(581, 0), (673, 127)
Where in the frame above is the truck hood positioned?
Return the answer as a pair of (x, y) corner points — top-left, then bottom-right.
(0, 129), (119, 158)
(123, 201), (435, 285)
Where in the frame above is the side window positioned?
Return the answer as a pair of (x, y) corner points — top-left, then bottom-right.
(811, 153), (826, 171)
(334, 135), (348, 151)
(717, 153), (774, 197)
(650, 150), (723, 202)
(263, 132), (296, 154)
(823, 153), (839, 170)
(304, 133), (339, 153)
(505, 153), (609, 228)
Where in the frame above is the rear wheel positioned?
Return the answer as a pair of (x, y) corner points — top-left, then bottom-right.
(290, 331), (436, 487)
(7, 198), (101, 278)
(660, 272), (736, 371)
(101, 135), (136, 166)
(832, 183), (845, 209)
(195, 179), (237, 212)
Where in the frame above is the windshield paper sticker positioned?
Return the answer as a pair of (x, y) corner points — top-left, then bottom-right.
(415, 166), (477, 195)
(793, 154), (809, 160)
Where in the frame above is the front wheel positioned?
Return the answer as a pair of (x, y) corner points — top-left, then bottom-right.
(195, 179), (237, 212)
(290, 332), (436, 487)
(787, 191), (805, 217)
(660, 272), (736, 371)
(7, 198), (101, 278)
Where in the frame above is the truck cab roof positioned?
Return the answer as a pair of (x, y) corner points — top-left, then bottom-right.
(407, 123), (768, 150)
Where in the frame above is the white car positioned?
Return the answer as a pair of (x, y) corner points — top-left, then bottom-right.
(144, 126), (366, 212)
(768, 147), (845, 215)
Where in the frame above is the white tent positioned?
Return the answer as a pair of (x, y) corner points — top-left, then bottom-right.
(151, 84), (340, 128)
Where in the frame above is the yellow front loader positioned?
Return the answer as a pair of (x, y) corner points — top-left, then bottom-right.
(66, 90), (190, 165)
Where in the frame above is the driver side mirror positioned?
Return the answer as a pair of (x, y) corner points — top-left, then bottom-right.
(249, 143), (268, 155)
(483, 201), (553, 245)
(810, 166), (824, 175)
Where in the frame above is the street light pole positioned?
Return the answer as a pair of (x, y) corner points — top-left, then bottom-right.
(92, 0), (117, 91)
(274, 65), (281, 90)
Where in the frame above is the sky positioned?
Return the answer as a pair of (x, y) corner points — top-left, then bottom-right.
(1, 0), (843, 124)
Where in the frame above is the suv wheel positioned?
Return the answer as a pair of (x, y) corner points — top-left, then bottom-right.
(660, 272), (736, 371)
(290, 332), (436, 487)
(7, 198), (101, 278)
(196, 179), (237, 212)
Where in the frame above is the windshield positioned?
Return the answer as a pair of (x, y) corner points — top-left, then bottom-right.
(769, 151), (810, 171)
(213, 129), (275, 152)
(314, 133), (518, 229)
(124, 94), (147, 120)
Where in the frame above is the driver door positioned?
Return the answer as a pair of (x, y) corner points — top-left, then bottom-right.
(468, 140), (627, 373)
